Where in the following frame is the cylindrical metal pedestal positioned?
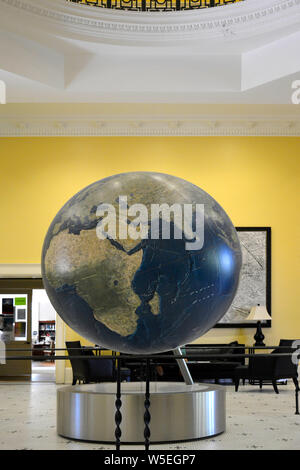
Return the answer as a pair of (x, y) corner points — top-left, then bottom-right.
(57, 382), (225, 443)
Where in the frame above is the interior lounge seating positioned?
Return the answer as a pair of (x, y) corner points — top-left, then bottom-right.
(66, 341), (131, 385)
(185, 342), (245, 384)
(151, 351), (183, 382)
(119, 342), (246, 383)
(118, 351), (182, 382)
(234, 339), (299, 394)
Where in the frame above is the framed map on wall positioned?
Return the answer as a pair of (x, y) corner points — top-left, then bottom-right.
(215, 227), (271, 328)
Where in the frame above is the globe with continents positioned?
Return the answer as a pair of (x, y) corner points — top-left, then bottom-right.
(42, 172), (242, 354)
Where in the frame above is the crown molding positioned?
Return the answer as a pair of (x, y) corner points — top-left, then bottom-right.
(1, 0), (300, 44)
(0, 264), (41, 278)
(1, 113), (299, 136)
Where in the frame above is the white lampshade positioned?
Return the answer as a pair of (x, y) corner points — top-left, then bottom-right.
(246, 305), (271, 321)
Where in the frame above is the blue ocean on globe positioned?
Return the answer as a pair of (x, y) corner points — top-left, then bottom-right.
(42, 172), (242, 354)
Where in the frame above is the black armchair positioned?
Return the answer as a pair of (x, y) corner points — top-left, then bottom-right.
(235, 339), (299, 394)
(66, 341), (116, 385)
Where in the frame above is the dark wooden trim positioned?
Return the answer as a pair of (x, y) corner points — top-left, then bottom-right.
(0, 278), (44, 289)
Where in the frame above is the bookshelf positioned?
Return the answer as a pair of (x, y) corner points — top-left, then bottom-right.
(38, 320), (56, 343)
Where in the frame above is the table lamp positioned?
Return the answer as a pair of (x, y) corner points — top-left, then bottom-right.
(246, 304), (271, 346)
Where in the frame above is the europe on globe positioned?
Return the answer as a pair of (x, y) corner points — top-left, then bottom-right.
(42, 172), (242, 354)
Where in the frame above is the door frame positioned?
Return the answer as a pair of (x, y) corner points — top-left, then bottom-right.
(0, 266), (66, 383)
(0, 286), (33, 378)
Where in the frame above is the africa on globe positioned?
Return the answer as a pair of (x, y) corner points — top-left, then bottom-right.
(42, 172), (242, 354)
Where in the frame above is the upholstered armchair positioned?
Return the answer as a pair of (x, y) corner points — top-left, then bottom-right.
(66, 341), (130, 385)
(235, 339), (299, 394)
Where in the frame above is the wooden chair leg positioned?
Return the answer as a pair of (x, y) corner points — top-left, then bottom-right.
(272, 380), (279, 394)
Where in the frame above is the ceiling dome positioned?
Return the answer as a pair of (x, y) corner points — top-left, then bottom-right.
(0, 0), (299, 107)
(67, 0), (244, 13)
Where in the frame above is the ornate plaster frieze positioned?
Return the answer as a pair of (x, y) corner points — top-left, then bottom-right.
(0, 113), (299, 135)
(0, 0), (299, 43)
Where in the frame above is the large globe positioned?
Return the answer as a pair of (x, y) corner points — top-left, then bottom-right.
(42, 172), (241, 354)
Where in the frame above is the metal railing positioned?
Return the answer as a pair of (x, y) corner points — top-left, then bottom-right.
(67, 0), (244, 12)
(1, 345), (299, 450)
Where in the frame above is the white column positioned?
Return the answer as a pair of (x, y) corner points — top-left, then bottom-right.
(55, 313), (66, 384)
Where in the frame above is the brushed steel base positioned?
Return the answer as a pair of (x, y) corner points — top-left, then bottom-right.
(57, 382), (226, 443)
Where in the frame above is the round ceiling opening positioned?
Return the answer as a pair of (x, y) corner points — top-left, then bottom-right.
(67, 0), (244, 12)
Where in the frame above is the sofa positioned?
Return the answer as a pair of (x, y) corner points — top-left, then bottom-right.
(235, 339), (299, 393)
(121, 341), (245, 383)
(185, 342), (245, 383)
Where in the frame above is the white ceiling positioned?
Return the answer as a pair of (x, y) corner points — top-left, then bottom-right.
(0, 0), (300, 105)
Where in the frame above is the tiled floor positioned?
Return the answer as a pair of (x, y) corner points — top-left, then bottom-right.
(0, 381), (299, 450)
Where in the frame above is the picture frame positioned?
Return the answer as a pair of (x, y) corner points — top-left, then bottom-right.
(214, 227), (271, 328)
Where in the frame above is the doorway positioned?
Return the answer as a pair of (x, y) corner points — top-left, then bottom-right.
(31, 289), (56, 383)
(0, 287), (32, 380)
(0, 279), (56, 383)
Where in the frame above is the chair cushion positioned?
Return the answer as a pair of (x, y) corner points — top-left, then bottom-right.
(89, 357), (114, 379)
(120, 367), (131, 380)
(191, 347), (223, 361)
(186, 341), (244, 364)
(235, 365), (249, 379)
(279, 339), (295, 347)
(211, 341), (239, 362)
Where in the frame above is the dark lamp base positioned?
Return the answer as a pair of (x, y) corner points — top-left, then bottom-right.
(254, 321), (265, 347)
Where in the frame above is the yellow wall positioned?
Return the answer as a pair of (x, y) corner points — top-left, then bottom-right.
(0, 137), (299, 347)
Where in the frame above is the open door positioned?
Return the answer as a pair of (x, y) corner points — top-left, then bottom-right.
(0, 288), (32, 379)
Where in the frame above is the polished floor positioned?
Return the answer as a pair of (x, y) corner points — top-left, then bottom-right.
(0, 381), (299, 450)
(31, 362), (55, 383)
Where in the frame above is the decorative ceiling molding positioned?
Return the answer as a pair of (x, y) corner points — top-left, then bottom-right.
(0, 264), (41, 278)
(66, 0), (244, 13)
(1, 113), (299, 136)
(1, 0), (299, 43)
